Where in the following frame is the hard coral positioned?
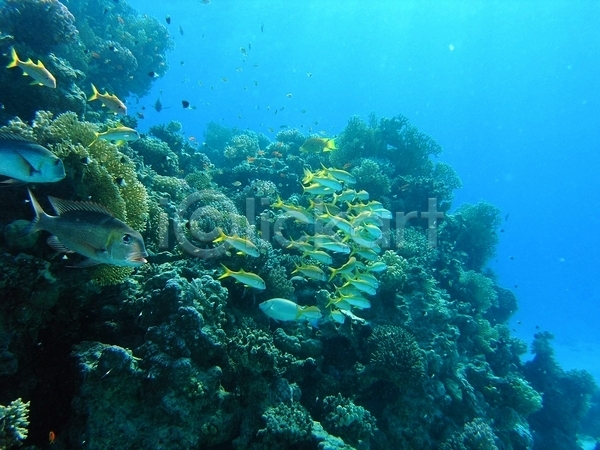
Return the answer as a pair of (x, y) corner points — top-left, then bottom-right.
(0, 0), (78, 52)
(367, 324), (425, 388)
(0, 398), (30, 448)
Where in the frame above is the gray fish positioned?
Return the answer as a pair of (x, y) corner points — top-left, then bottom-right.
(24, 188), (148, 267)
(0, 132), (65, 184)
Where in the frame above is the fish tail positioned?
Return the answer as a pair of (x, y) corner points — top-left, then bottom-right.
(324, 139), (337, 151)
(88, 83), (99, 102)
(21, 188), (46, 235)
(217, 264), (232, 280)
(328, 268), (338, 282)
(213, 227), (227, 243)
(6, 47), (19, 68)
(88, 133), (99, 148)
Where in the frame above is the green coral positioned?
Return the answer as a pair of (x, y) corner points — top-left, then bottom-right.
(441, 418), (499, 450)
(256, 403), (312, 447)
(351, 158), (391, 199)
(447, 202), (502, 271)
(0, 398), (30, 449)
(131, 137), (179, 176)
(367, 324), (425, 388)
(224, 133), (260, 162)
(150, 175), (190, 203)
(321, 393), (377, 446)
(458, 270), (498, 314)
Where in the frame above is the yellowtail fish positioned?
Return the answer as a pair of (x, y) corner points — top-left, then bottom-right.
(88, 83), (127, 115)
(218, 264), (265, 289)
(355, 190), (369, 201)
(24, 188), (147, 267)
(315, 240), (351, 254)
(6, 47), (56, 88)
(329, 309), (345, 325)
(319, 213), (353, 235)
(308, 175), (343, 192)
(299, 137), (336, 153)
(302, 183), (335, 196)
(333, 190), (357, 204)
(89, 125), (140, 147)
(302, 249), (333, 265)
(320, 164), (356, 185)
(328, 257), (357, 281)
(329, 292), (371, 310)
(0, 132), (65, 184)
(345, 278), (377, 295)
(259, 298), (322, 323)
(351, 248), (379, 261)
(292, 264), (327, 282)
(213, 228), (260, 257)
(365, 261), (387, 272)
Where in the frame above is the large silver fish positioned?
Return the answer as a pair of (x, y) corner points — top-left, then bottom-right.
(0, 132), (65, 184)
(24, 188), (147, 267)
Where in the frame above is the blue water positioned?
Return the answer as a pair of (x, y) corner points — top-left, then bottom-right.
(127, 0), (600, 380)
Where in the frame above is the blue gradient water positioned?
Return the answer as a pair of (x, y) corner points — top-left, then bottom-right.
(127, 1), (600, 380)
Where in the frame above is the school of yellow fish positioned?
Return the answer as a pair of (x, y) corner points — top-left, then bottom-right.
(215, 139), (390, 326)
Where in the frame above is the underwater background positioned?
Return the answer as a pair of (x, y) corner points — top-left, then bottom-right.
(0, 0), (599, 449)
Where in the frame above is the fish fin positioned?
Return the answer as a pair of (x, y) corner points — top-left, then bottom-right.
(48, 196), (114, 217)
(30, 80), (43, 86)
(88, 83), (99, 101)
(37, 60), (46, 68)
(0, 178), (26, 187)
(6, 47), (18, 68)
(67, 258), (102, 268)
(46, 236), (75, 254)
(116, 140), (126, 146)
(88, 134), (99, 147)
(21, 188), (47, 235)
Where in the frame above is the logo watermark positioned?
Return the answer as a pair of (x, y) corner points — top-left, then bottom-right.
(162, 193), (444, 259)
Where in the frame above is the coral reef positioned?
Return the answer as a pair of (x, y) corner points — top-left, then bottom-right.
(0, 0), (78, 52)
(0, 109), (591, 450)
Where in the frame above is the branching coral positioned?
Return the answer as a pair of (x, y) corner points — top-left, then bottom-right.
(367, 324), (425, 388)
(0, 398), (30, 449)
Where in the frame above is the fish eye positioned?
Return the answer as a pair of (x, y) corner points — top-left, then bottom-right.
(122, 234), (132, 244)
(54, 159), (61, 165)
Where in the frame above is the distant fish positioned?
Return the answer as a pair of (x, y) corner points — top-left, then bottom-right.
(24, 188), (147, 267)
(154, 96), (163, 112)
(88, 84), (127, 115)
(6, 47), (56, 88)
(148, 71), (158, 78)
(179, 25), (184, 35)
(182, 100), (190, 109)
(165, 15), (171, 25)
(0, 132), (65, 184)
